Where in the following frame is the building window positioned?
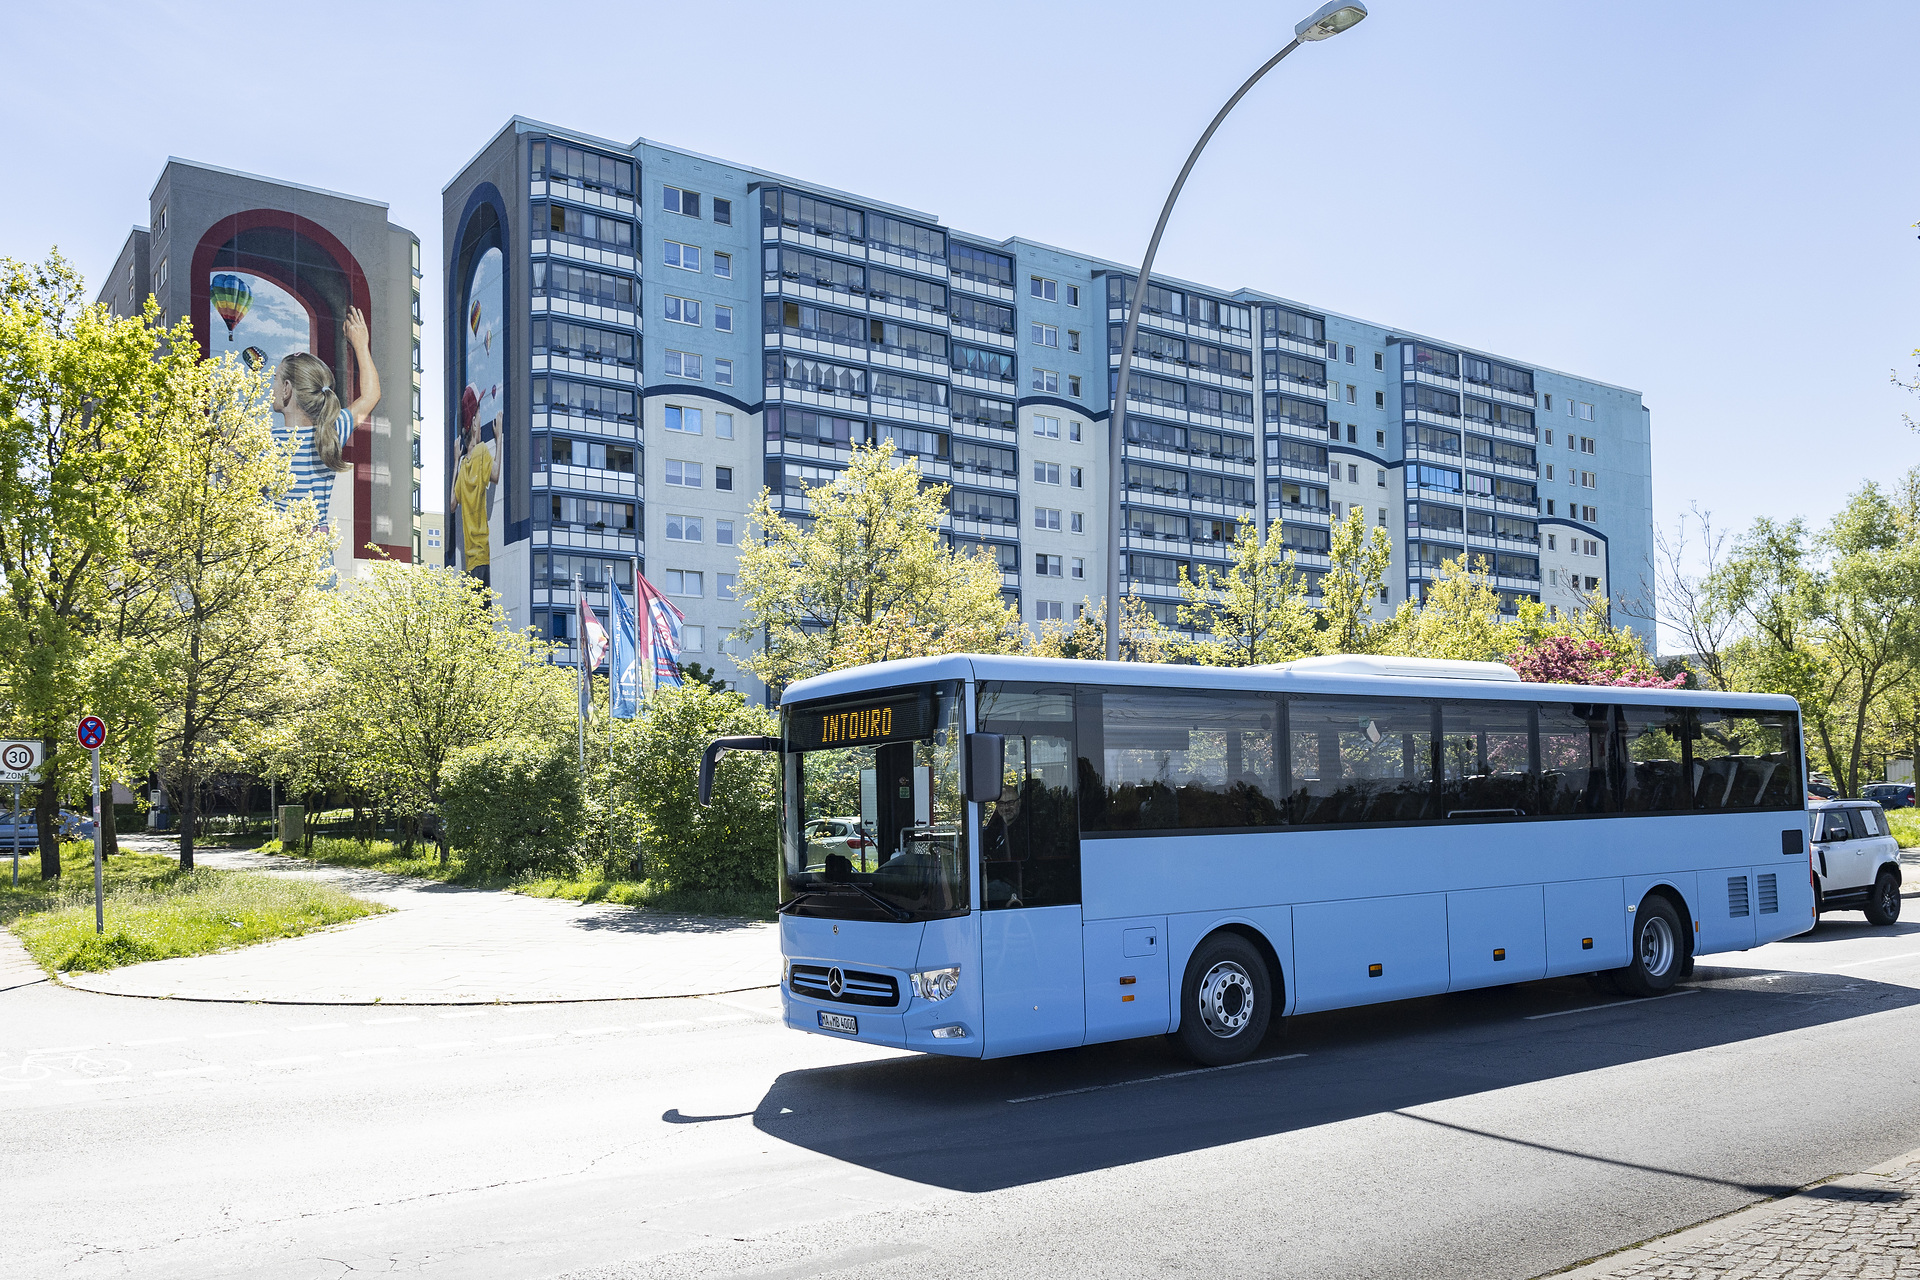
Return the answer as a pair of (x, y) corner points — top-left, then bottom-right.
(1582, 471), (1596, 488)
(1347, 464), (1359, 483)
(1376, 469), (1386, 487)
(716, 519), (735, 546)
(1545, 464), (1555, 480)
(715, 412), (734, 439)
(665, 295), (701, 326)
(680, 625), (705, 653)
(1067, 375), (1082, 398)
(714, 359), (734, 387)
(1035, 553), (1063, 578)
(1581, 436), (1595, 454)
(155, 255), (168, 289)
(1067, 330), (1081, 353)
(666, 460), (702, 487)
(1070, 466), (1083, 488)
(1377, 507), (1387, 525)
(664, 186), (701, 217)
(713, 197), (732, 225)
(1544, 429), (1554, 445)
(1033, 368), (1058, 394)
(713, 304), (733, 333)
(1374, 390), (1385, 408)
(1584, 504), (1598, 521)
(1546, 499), (1556, 515)
(1066, 284), (1080, 306)
(712, 251), (732, 280)
(1345, 345), (1356, 363)
(666, 514), (702, 542)
(717, 573), (736, 600)
(1030, 276), (1057, 302)
(1034, 414), (1060, 438)
(1346, 384), (1358, 404)
(1071, 557), (1085, 580)
(1375, 429), (1385, 446)
(665, 405), (702, 434)
(1547, 534), (1557, 551)
(1543, 394), (1554, 411)
(665, 350), (702, 379)
(1032, 322), (1059, 348)
(665, 569), (703, 596)
(1034, 600), (1064, 622)
(712, 466), (733, 492)
(1070, 511), (1085, 534)
(1373, 352), (1383, 370)
(1034, 507), (1061, 531)
(664, 241), (701, 271)
(1574, 401), (1594, 421)
(1034, 461), (1060, 485)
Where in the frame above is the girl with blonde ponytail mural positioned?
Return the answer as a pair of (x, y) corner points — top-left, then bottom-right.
(272, 304), (382, 534)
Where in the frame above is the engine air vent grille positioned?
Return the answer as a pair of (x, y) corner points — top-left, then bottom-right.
(1758, 873), (1779, 915)
(1728, 875), (1751, 919)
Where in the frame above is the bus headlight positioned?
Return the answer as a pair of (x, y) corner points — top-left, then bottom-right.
(910, 965), (961, 1002)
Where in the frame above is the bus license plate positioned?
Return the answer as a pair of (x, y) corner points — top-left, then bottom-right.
(817, 1010), (858, 1034)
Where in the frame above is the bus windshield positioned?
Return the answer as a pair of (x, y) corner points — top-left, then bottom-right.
(780, 681), (968, 922)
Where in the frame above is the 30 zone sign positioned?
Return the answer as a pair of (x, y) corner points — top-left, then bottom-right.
(0, 742), (36, 773)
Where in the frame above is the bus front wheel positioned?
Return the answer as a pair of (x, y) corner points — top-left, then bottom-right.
(1613, 895), (1686, 998)
(1173, 933), (1273, 1066)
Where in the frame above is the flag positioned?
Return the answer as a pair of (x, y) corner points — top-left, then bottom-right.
(633, 570), (686, 695)
(577, 593), (610, 672)
(609, 580), (638, 719)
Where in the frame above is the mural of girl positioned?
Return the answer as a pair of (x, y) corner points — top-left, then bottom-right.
(451, 382), (500, 586)
(272, 304), (381, 534)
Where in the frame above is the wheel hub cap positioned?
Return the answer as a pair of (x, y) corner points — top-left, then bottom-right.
(1639, 916), (1675, 978)
(1198, 961), (1255, 1038)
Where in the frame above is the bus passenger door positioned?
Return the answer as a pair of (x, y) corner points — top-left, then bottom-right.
(979, 731), (1085, 1057)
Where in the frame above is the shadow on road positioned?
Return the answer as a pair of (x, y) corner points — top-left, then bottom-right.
(742, 963), (1920, 1194)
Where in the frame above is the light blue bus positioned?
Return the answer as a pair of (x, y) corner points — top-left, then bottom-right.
(701, 653), (1812, 1065)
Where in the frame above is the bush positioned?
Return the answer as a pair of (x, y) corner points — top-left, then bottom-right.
(440, 737), (584, 878)
(617, 682), (778, 895)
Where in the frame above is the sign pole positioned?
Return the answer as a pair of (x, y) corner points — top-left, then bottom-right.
(91, 745), (102, 934)
(10, 782), (18, 888)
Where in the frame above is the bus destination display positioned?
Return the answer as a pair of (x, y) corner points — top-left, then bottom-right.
(789, 690), (934, 750)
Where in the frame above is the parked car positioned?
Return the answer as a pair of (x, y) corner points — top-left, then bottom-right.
(1811, 800), (1903, 923)
(56, 809), (96, 840)
(1807, 776), (1838, 800)
(803, 816), (873, 870)
(1864, 782), (1916, 811)
(0, 819), (38, 852)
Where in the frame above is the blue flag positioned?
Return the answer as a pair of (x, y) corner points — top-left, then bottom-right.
(609, 579), (639, 719)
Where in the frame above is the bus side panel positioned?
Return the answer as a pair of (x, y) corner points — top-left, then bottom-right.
(1162, 906), (1294, 1030)
(1447, 885), (1546, 991)
(1624, 870), (1698, 952)
(1544, 878), (1629, 975)
(1083, 915), (1170, 1043)
(1696, 868), (1758, 954)
(1292, 894), (1449, 1014)
(1753, 862), (1814, 945)
(980, 904), (1085, 1058)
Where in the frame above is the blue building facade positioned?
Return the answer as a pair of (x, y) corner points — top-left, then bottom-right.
(442, 118), (1654, 695)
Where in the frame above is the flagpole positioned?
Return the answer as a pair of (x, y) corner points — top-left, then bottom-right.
(574, 571), (586, 776)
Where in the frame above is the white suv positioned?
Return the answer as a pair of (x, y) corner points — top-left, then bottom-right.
(1811, 800), (1903, 924)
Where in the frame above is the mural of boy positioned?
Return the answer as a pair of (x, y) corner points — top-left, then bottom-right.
(451, 383), (500, 586)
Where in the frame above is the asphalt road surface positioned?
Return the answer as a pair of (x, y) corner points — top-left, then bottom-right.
(7, 910), (1920, 1280)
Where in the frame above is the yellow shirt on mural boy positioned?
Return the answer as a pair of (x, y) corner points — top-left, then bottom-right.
(452, 440), (495, 569)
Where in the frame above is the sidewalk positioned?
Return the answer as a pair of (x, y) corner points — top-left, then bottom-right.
(49, 845), (780, 1005)
(1550, 1148), (1920, 1279)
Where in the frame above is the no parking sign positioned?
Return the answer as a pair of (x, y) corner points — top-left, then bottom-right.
(77, 716), (106, 750)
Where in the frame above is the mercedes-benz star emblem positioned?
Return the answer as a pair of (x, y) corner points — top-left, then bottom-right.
(827, 968), (844, 998)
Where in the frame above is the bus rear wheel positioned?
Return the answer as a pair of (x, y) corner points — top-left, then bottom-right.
(1612, 895), (1685, 998)
(1174, 933), (1273, 1066)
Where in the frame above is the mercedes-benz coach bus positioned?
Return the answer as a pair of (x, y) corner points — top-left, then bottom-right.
(699, 653), (1812, 1065)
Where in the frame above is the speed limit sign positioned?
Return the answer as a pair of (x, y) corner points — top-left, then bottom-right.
(0, 740), (40, 782)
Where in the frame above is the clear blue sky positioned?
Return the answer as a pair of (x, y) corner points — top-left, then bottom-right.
(5, 0), (1914, 574)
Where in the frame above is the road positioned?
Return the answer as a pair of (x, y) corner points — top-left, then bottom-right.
(6, 911), (1920, 1280)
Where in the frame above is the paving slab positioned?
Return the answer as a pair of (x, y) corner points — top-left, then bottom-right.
(1551, 1146), (1920, 1279)
(49, 846), (780, 1005)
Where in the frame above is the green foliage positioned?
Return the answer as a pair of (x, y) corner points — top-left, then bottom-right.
(1887, 807), (1920, 850)
(1173, 520), (1316, 666)
(441, 737), (584, 878)
(616, 682), (778, 895)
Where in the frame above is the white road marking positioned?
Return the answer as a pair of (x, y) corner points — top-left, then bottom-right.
(362, 1016), (419, 1026)
(339, 1047), (404, 1058)
(567, 1027), (624, 1036)
(1008, 1053), (1308, 1104)
(494, 1033), (553, 1044)
(28, 1044), (92, 1054)
(125, 1036), (187, 1047)
(206, 1029), (269, 1039)
(413, 1041), (472, 1052)
(252, 1055), (322, 1067)
(1830, 950), (1920, 971)
(58, 1077), (131, 1087)
(1525, 988), (1702, 1020)
(0, 1082), (31, 1092)
(153, 1065), (225, 1078)
(287, 1023), (349, 1033)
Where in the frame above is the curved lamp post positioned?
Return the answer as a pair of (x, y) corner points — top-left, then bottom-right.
(1104, 0), (1369, 660)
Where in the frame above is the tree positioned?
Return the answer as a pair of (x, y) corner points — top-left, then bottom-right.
(1507, 635), (1684, 687)
(138, 358), (330, 869)
(1316, 507), (1396, 655)
(0, 254), (187, 877)
(1391, 554), (1510, 661)
(441, 736), (584, 877)
(1173, 519), (1316, 667)
(316, 562), (574, 862)
(731, 441), (1021, 689)
(1642, 505), (1739, 692)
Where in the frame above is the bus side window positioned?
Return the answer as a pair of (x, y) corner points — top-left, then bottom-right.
(1288, 695), (1434, 825)
(1439, 700), (1535, 817)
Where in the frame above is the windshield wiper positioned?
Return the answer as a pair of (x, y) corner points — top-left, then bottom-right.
(777, 882), (912, 922)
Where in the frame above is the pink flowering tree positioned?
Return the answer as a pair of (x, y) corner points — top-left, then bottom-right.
(1506, 634), (1685, 688)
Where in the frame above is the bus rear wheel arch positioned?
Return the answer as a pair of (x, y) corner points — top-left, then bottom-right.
(1173, 930), (1276, 1066)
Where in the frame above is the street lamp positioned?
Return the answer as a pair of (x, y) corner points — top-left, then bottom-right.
(1104, 1), (1368, 660)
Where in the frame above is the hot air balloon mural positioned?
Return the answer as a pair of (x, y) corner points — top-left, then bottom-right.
(211, 274), (253, 342)
(469, 299), (482, 335)
(240, 346), (268, 370)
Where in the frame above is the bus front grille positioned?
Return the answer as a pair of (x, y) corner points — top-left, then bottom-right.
(790, 963), (900, 1007)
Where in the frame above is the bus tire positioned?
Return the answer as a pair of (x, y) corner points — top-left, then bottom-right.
(1613, 895), (1685, 998)
(1865, 870), (1902, 926)
(1173, 932), (1272, 1066)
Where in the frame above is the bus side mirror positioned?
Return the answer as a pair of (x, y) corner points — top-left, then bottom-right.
(697, 735), (782, 806)
(966, 734), (1005, 804)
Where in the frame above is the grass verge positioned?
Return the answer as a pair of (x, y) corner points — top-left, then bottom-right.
(258, 838), (774, 920)
(4, 843), (385, 973)
(1888, 808), (1920, 850)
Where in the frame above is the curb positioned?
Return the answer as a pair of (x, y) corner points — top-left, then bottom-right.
(43, 977), (781, 1007)
(1537, 1145), (1920, 1279)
